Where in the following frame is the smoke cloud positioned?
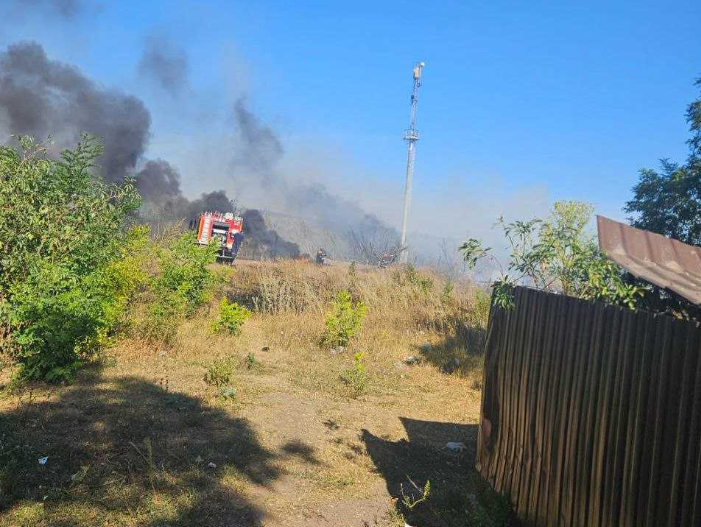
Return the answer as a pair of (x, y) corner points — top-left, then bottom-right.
(241, 209), (301, 258)
(231, 98), (400, 250)
(0, 41), (395, 260)
(0, 41), (150, 184)
(138, 35), (189, 97)
(15, 0), (88, 19)
(134, 159), (182, 203)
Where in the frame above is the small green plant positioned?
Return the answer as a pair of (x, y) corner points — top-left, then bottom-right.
(441, 280), (454, 303)
(204, 356), (236, 387)
(466, 474), (515, 527)
(219, 386), (237, 401)
(323, 290), (367, 347)
(211, 299), (251, 335)
(340, 352), (367, 397)
(245, 352), (258, 370)
(348, 260), (357, 279)
(401, 478), (431, 510)
(394, 264), (434, 294)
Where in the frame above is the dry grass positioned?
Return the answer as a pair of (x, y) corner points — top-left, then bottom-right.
(0, 260), (496, 527)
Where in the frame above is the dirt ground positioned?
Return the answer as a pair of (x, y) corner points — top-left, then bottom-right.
(0, 262), (486, 526)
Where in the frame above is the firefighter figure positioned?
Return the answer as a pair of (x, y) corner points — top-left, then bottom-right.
(316, 248), (327, 265)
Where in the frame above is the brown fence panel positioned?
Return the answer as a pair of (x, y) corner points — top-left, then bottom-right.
(477, 286), (701, 527)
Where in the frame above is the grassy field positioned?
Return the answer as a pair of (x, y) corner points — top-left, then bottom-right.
(0, 260), (508, 527)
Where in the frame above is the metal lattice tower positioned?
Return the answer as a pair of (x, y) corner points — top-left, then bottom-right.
(399, 61), (425, 264)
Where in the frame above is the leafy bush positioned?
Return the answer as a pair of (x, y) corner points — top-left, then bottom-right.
(460, 200), (644, 309)
(0, 137), (141, 381)
(323, 290), (367, 347)
(153, 233), (218, 314)
(340, 352), (367, 398)
(394, 265), (434, 294)
(136, 232), (218, 344)
(138, 291), (187, 345)
(204, 357), (236, 387)
(211, 299), (251, 336)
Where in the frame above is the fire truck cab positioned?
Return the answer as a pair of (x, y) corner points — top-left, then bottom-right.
(196, 212), (244, 262)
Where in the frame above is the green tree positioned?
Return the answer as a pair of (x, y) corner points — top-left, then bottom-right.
(625, 78), (701, 245)
(0, 136), (141, 380)
(460, 200), (643, 309)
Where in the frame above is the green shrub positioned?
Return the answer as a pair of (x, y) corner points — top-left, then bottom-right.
(0, 137), (141, 381)
(139, 291), (187, 345)
(323, 290), (367, 347)
(204, 357), (236, 387)
(340, 352), (367, 398)
(394, 265), (434, 294)
(211, 299), (251, 335)
(154, 234), (218, 314)
(134, 232), (219, 345)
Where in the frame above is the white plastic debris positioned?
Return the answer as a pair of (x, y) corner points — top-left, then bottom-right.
(207, 462), (217, 469)
(195, 455), (203, 463)
(403, 355), (421, 365)
(38, 456), (49, 465)
(446, 442), (467, 452)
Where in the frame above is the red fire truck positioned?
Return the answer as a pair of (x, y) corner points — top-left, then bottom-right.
(195, 212), (244, 262)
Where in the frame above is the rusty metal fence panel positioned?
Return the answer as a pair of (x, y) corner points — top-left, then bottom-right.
(477, 286), (701, 527)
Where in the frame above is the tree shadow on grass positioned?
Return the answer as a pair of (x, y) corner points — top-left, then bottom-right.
(0, 366), (317, 526)
(361, 418), (478, 527)
(414, 321), (487, 377)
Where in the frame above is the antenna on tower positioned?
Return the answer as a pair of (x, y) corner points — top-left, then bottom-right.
(399, 61), (425, 264)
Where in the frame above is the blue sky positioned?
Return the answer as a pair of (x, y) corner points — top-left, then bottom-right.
(2, 0), (701, 243)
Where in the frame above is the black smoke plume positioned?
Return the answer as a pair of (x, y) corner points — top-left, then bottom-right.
(0, 42), (393, 260)
(240, 209), (301, 258)
(0, 42), (297, 259)
(137, 35), (189, 97)
(0, 41), (150, 184)
(134, 159), (182, 204)
(232, 98), (400, 249)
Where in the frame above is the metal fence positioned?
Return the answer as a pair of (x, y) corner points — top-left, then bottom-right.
(477, 286), (701, 527)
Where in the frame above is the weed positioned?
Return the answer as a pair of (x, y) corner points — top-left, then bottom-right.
(323, 290), (367, 348)
(472, 288), (492, 328)
(219, 386), (237, 401)
(211, 299), (251, 336)
(467, 474), (516, 526)
(340, 352), (367, 398)
(395, 264), (434, 294)
(245, 352), (258, 370)
(401, 478), (431, 510)
(441, 280), (454, 303)
(203, 357), (236, 387)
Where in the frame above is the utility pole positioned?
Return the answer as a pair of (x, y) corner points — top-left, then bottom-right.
(400, 61), (425, 264)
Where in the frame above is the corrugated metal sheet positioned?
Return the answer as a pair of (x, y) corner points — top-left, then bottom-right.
(477, 287), (701, 527)
(597, 215), (701, 304)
